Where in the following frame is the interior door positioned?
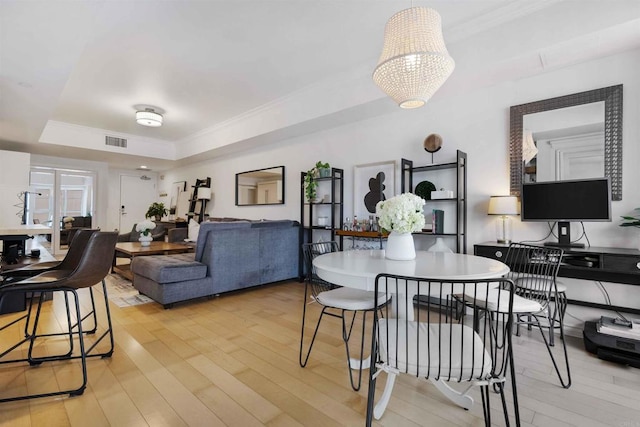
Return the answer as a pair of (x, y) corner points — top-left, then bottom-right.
(119, 175), (157, 233)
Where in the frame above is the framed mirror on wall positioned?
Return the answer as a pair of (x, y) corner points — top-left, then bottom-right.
(235, 166), (285, 206)
(169, 181), (187, 218)
(510, 84), (623, 200)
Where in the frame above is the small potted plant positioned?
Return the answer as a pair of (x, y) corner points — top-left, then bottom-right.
(620, 208), (640, 250)
(304, 161), (331, 202)
(315, 161), (331, 178)
(620, 208), (640, 228)
(145, 202), (168, 221)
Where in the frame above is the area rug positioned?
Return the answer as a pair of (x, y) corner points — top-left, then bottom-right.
(104, 274), (154, 308)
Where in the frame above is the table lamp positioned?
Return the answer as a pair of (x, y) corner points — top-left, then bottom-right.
(488, 196), (519, 244)
(197, 187), (211, 223)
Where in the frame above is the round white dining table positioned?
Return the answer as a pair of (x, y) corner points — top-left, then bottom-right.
(312, 249), (510, 411)
(313, 249), (510, 292)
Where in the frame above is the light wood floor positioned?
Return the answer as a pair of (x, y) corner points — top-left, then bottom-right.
(0, 280), (639, 427)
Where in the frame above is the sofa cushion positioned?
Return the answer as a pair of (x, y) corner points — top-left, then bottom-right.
(195, 221), (252, 261)
(131, 253), (206, 284)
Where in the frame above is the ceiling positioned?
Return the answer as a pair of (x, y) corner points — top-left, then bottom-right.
(1, 0), (639, 171)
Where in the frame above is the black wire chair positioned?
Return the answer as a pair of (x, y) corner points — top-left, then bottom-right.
(0, 231), (118, 402)
(366, 275), (519, 427)
(300, 241), (390, 391)
(503, 242), (571, 388)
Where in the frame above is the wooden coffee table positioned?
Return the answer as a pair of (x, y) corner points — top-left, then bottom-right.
(112, 241), (192, 280)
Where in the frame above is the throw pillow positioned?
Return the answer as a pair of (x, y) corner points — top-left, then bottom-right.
(186, 219), (200, 242)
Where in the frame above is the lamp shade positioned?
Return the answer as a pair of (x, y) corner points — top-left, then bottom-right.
(197, 187), (211, 200)
(488, 196), (519, 215)
(373, 7), (455, 109)
(136, 109), (163, 127)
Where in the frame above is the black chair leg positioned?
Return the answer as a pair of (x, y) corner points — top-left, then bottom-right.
(533, 315), (571, 388)
(508, 346), (521, 426)
(299, 300), (328, 368)
(480, 385), (491, 427)
(0, 288), (88, 403)
(365, 334), (379, 427)
(343, 310), (369, 391)
(83, 280), (115, 358)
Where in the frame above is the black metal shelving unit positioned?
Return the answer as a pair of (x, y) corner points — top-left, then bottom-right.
(401, 150), (467, 253)
(299, 168), (344, 279)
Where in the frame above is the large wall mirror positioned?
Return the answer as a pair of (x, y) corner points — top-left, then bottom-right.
(235, 166), (285, 206)
(510, 85), (623, 200)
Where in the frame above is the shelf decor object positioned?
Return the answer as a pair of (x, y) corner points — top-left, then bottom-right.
(428, 237), (452, 253)
(488, 195), (519, 244)
(372, 7), (455, 109)
(423, 133), (443, 163)
(414, 180), (436, 200)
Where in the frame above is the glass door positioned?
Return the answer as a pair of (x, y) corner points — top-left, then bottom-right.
(29, 168), (96, 255)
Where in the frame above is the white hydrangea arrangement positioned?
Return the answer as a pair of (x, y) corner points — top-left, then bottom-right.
(135, 219), (156, 236)
(63, 216), (74, 223)
(376, 193), (426, 234)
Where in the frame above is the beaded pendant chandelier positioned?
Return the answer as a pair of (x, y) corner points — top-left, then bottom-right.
(373, 7), (455, 109)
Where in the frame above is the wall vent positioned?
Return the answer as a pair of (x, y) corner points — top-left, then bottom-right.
(105, 135), (127, 148)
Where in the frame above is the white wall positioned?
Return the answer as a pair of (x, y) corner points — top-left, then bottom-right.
(157, 49), (640, 335)
(0, 150), (30, 227)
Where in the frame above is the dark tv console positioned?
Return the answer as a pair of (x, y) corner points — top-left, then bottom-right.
(474, 242), (640, 315)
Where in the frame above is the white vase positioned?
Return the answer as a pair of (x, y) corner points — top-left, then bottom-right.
(428, 237), (453, 253)
(138, 235), (153, 247)
(385, 231), (416, 261)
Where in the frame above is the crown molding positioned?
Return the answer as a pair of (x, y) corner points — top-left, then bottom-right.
(446, 0), (562, 43)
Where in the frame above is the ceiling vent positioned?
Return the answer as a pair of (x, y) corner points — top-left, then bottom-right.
(105, 135), (127, 148)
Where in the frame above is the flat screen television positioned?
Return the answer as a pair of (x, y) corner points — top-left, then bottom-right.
(521, 178), (611, 248)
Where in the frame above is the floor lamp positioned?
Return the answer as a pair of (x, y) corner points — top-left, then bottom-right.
(197, 187), (211, 223)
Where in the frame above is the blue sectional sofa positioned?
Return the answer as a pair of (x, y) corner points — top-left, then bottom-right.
(130, 220), (300, 307)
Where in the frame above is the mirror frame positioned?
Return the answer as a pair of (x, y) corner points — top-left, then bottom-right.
(510, 84), (623, 200)
(235, 165), (285, 206)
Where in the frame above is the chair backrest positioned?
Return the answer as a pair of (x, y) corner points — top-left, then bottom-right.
(301, 241), (340, 297)
(504, 243), (563, 307)
(372, 275), (515, 382)
(56, 229), (100, 271)
(61, 231), (118, 290)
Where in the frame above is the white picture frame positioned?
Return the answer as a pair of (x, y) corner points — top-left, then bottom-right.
(353, 161), (395, 219)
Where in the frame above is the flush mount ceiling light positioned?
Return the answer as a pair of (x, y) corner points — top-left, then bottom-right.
(373, 7), (455, 109)
(136, 108), (163, 127)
